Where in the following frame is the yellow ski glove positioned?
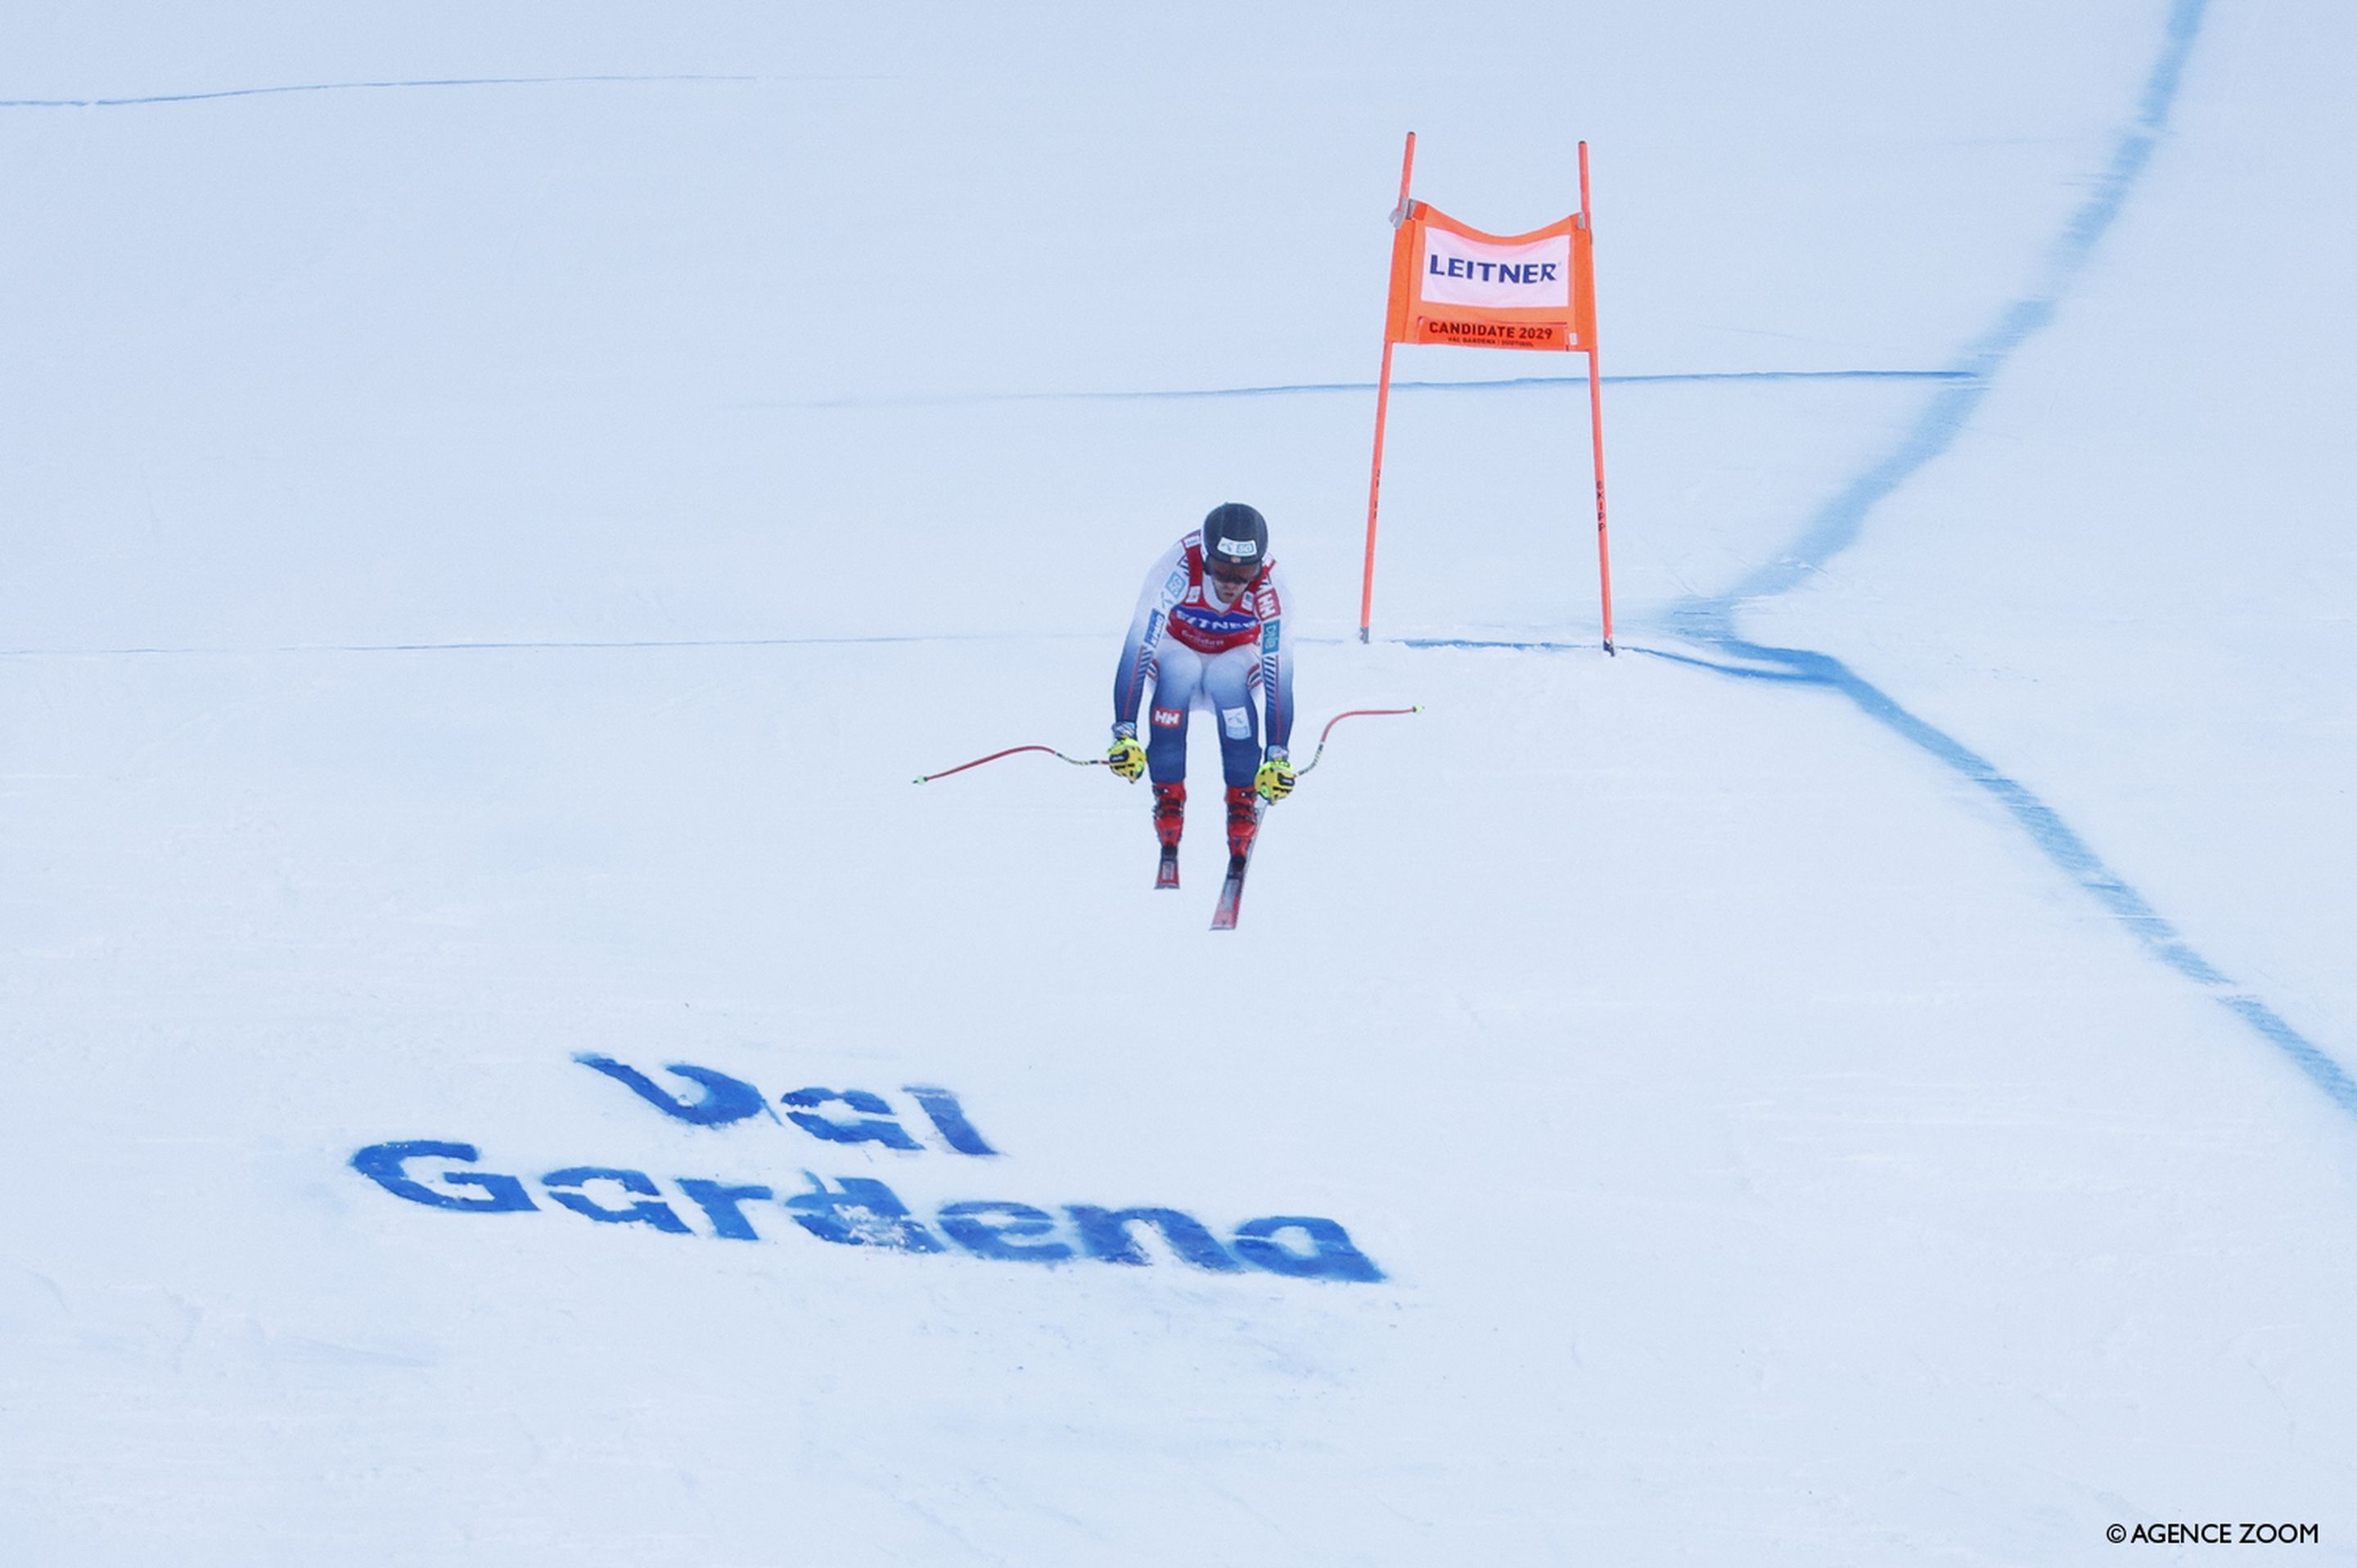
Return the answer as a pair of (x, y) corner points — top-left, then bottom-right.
(1255, 752), (1296, 802)
(1106, 734), (1147, 782)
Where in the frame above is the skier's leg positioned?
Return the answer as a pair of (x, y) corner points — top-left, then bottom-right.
(1146, 645), (1206, 848)
(1145, 644), (1204, 783)
(1202, 647), (1264, 857)
(1201, 647), (1264, 788)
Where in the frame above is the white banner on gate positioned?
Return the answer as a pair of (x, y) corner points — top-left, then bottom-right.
(1417, 228), (1575, 309)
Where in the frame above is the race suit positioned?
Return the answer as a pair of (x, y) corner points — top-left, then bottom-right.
(1111, 530), (1295, 788)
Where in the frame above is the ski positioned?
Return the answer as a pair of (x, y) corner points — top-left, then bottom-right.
(1208, 852), (1251, 930)
(1209, 803), (1263, 930)
(1155, 844), (1180, 890)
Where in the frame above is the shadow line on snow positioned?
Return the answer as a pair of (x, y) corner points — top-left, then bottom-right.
(1642, 0), (2357, 1116)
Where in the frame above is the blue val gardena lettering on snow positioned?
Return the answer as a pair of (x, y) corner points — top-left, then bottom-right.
(343, 1057), (1385, 1284)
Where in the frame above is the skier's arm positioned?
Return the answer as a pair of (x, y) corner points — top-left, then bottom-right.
(1111, 542), (1186, 734)
(1260, 568), (1296, 755)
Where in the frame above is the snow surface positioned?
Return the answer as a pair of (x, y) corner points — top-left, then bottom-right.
(5, 2), (2355, 1562)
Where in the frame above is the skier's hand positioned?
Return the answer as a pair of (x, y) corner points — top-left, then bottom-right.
(1106, 734), (1147, 782)
(1255, 751), (1296, 802)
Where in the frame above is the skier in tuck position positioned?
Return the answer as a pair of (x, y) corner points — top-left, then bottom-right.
(1106, 502), (1296, 887)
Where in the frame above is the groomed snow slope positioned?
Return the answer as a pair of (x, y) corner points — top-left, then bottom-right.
(4, 2), (2354, 1563)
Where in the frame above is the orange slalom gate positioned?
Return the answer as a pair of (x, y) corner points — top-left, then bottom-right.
(1358, 134), (1615, 653)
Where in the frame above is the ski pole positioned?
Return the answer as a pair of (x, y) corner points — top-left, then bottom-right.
(916, 706), (1420, 786)
(913, 744), (1110, 785)
(1296, 705), (1421, 777)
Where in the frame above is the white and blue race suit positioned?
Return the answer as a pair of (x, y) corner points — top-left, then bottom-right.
(1111, 529), (1295, 789)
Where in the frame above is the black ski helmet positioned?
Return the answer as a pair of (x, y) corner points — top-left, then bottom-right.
(1201, 502), (1269, 571)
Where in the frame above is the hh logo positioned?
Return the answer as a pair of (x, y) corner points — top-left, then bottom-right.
(1151, 707), (1184, 729)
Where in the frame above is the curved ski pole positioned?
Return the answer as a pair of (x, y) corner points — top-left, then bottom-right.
(1296, 705), (1422, 777)
(914, 744), (1110, 785)
(917, 706), (1419, 786)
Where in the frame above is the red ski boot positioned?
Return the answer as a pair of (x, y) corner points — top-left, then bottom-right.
(1151, 782), (1185, 889)
(1151, 782), (1186, 846)
(1224, 784), (1260, 862)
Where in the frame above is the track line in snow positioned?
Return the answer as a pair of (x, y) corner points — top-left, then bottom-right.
(0, 632), (1099, 659)
(1640, 0), (2357, 1116)
(749, 369), (1969, 412)
(0, 74), (859, 110)
(10, 629), (1449, 660)
(1634, 642), (2357, 1115)
(1674, 0), (2205, 635)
